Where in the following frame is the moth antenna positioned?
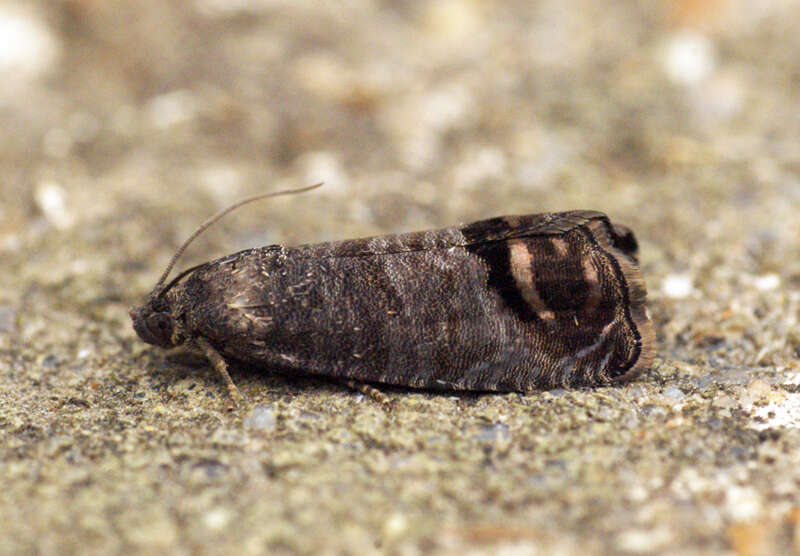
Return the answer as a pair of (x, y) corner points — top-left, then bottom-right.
(155, 183), (323, 289)
(159, 261), (210, 296)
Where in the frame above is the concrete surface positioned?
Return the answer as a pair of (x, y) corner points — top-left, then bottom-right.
(1, 1), (799, 554)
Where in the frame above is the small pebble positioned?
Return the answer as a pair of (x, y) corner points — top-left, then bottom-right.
(474, 423), (510, 443)
(661, 30), (715, 86)
(0, 5), (59, 82)
(244, 404), (276, 432)
(424, 0), (482, 44)
(661, 273), (694, 299)
(753, 274), (780, 291)
(202, 508), (232, 531)
(146, 89), (197, 129)
(725, 486), (762, 521)
(34, 181), (74, 229)
(662, 386), (686, 402)
(616, 527), (673, 553)
(382, 512), (409, 541)
(745, 378), (771, 400)
(295, 151), (349, 196)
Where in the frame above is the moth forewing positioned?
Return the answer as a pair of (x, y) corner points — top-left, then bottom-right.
(132, 208), (654, 399)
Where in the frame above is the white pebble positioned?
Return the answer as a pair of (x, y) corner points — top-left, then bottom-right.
(202, 508), (232, 531)
(34, 181), (74, 230)
(0, 5), (59, 83)
(725, 486), (762, 521)
(661, 30), (715, 86)
(295, 151), (349, 196)
(424, 0), (482, 44)
(661, 273), (694, 299)
(754, 273), (779, 291)
(616, 528), (673, 553)
(146, 90), (198, 129)
(243, 404), (276, 431)
(382, 512), (409, 541)
(748, 392), (800, 431)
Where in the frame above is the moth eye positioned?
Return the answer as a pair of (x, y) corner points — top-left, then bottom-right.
(147, 313), (173, 336)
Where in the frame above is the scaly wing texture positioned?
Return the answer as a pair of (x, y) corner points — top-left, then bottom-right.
(179, 212), (654, 391)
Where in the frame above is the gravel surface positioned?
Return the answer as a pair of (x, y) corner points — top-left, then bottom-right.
(2, 1), (800, 554)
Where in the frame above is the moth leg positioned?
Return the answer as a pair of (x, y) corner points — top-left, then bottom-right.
(342, 379), (392, 407)
(194, 336), (245, 404)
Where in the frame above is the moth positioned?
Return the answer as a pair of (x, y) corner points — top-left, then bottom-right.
(130, 185), (654, 402)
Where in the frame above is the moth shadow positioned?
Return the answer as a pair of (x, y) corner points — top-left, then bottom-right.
(162, 350), (325, 395)
(162, 349), (502, 402)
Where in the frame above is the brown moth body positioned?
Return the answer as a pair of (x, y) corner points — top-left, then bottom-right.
(131, 200), (654, 398)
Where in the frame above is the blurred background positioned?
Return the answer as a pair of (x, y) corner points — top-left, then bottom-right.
(2, 0), (800, 553)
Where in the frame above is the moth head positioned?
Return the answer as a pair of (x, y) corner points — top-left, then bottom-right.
(129, 183), (321, 349)
(129, 291), (186, 348)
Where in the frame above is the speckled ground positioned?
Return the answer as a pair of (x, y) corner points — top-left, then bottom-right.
(2, 1), (800, 554)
